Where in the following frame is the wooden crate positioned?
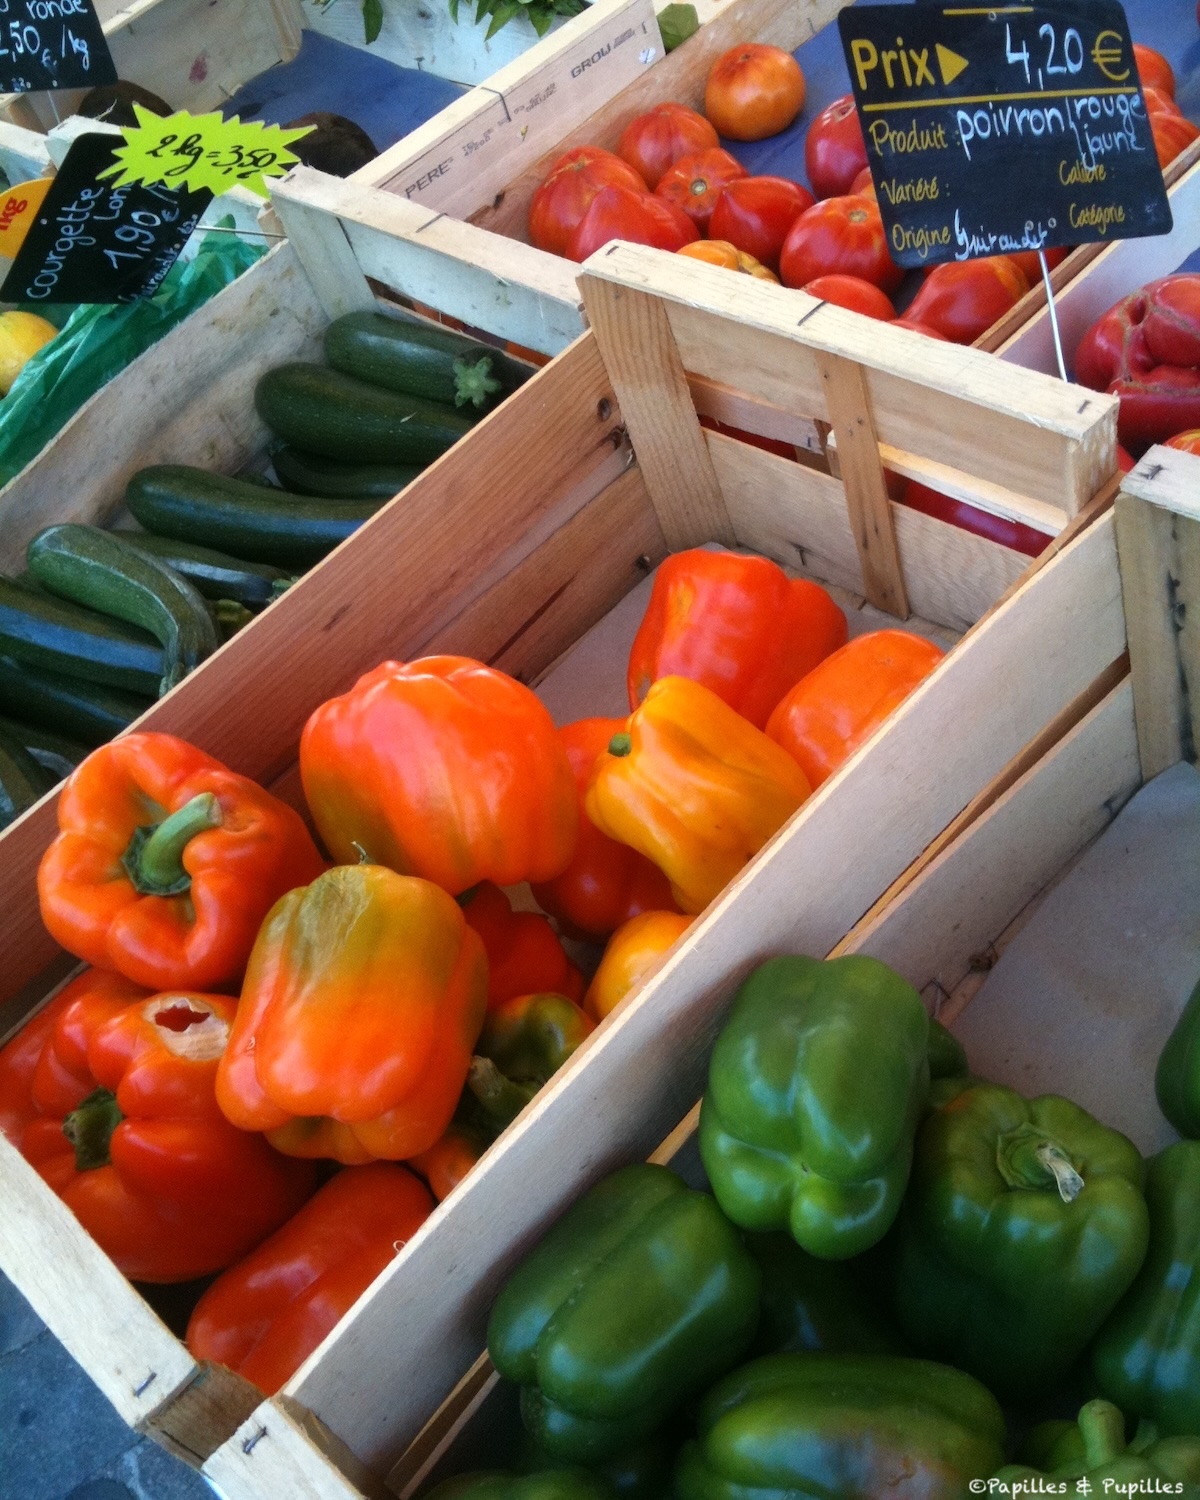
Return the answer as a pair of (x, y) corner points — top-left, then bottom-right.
(0, 234), (1114, 1483)
(0, 0), (304, 130)
(26, 249), (1095, 1495)
(270, 0), (1200, 363)
(368, 444), (1199, 1500)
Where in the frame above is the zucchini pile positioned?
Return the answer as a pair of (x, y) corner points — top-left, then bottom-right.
(0, 315), (529, 827)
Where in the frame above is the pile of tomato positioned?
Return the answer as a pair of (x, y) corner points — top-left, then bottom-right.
(527, 39), (1196, 351)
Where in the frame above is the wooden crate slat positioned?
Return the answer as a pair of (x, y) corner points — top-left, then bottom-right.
(581, 275), (734, 548)
(0, 1135), (198, 1431)
(709, 432), (1030, 633)
(270, 187), (378, 320)
(816, 351), (908, 617)
(580, 245), (1118, 516)
(844, 677), (1140, 999)
(204, 1401), (378, 1500)
(280, 511), (1125, 1472)
(274, 166), (584, 355)
(362, 0), (662, 216)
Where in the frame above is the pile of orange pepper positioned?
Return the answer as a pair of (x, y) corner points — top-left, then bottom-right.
(0, 546), (944, 1396)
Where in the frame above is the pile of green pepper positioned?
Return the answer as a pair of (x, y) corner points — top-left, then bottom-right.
(425, 956), (1200, 1499)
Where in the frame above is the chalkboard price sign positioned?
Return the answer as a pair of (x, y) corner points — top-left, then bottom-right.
(836, 0), (1172, 270)
(0, 0), (116, 94)
(0, 133), (212, 305)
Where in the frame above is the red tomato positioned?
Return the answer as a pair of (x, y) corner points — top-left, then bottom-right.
(708, 176), (813, 272)
(566, 184), (698, 262)
(805, 94), (868, 199)
(1150, 109), (1200, 170)
(529, 147), (648, 257)
(705, 44), (806, 142)
(850, 165), (876, 200)
(900, 256), (1030, 344)
(901, 480), (1050, 558)
(1135, 44), (1175, 99)
(1166, 430), (1200, 456)
(1118, 445), (1136, 473)
(779, 196), (902, 294)
(616, 103), (719, 190)
(655, 147), (748, 233)
(897, 321), (950, 342)
(1006, 246), (1070, 284)
(804, 274), (894, 320)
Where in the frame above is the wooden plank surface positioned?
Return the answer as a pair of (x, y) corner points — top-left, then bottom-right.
(0, 332), (627, 1009)
(581, 274), (734, 547)
(204, 1401), (379, 1500)
(273, 167), (585, 357)
(283, 511), (1126, 1472)
(0, 1136), (198, 1433)
(817, 352), (908, 617)
(270, 181), (377, 321)
(582, 244), (1117, 516)
(710, 432), (1029, 633)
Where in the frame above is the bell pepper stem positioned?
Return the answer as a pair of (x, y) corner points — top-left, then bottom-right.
(122, 792), (222, 897)
(1078, 1401), (1128, 1468)
(608, 732), (632, 757)
(62, 1087), (123, 1171)
(466, 1056), (537, 1131)
(996, 1123), (1085, 1202)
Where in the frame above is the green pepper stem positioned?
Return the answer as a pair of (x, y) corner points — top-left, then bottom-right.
(62, 1087), (123, 1171)
(466, 1056), (536, 1131)
(608, 732), (632, 757)
(995, 1123), (1085, 1202)
(1078, 1401), (1128, 1468)
(122, 792), (222, 897)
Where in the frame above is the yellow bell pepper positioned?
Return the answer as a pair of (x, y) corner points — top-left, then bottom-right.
(584, 676), (811, 915)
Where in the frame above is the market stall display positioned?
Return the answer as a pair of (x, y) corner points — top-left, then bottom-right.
(0, 233), (1115, 1482)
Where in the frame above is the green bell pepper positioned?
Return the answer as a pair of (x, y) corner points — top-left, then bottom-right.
(698, 955), (930, 1259)
(487, 1163), (760, 1464)
(1093, 1140), (1200, 1435)
(468, 992), (593, 1131)
(674, 1351), (1005, 1500)
(928, 1016), (968, 1082)
(889, 1082), (1149, 1402)
(747, 1232), (902, 1356)
(994, 1399), (1200, 1499)
(427, 1475), (611, 1500)
(517, 1429), (678, 1500)
(1156, 977), (1200, 1138)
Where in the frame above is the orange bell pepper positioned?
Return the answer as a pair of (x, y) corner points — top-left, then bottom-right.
(299, 656), (578, 894)
(531, 718), (679, 941)
(187, 1162), (432, 1394)
(0, 969), (315, 1282)
(410, 1119), (490, 1201)
(586, 677), (812, 915)
(467, 990), (594, 1130)
(37, 733), (326, 992)
(216, 864), (488, 1165)
(584, 911), (693, 1021)
(628, 551), (847, 729)
(461, 881), (583, 1010)
(766, 630), (944, 789)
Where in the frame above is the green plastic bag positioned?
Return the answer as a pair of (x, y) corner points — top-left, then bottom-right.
(0, 226), (263, 488)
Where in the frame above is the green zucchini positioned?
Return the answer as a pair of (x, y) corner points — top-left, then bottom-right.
(0, 724), (53, 828)
(126, 466), (385, 570)
(110, 530), (297, 607)
(0, 714), (89, 781)
(208, 599), (254, 640)
(255, 364), (474, 466)
(0, 576), (164, 697)
(27, 525), (218, 695)
(271, 445), (421, 501)
(0, 654), (151, 746)
(323, 312), (532, 411)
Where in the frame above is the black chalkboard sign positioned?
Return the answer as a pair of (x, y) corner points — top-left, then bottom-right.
(0, 0), (116, 93)
(0, 133), (212, 305)
(836, 0), (1172, 269)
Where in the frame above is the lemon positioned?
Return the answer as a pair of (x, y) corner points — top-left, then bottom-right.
(0, 311), (57, 395)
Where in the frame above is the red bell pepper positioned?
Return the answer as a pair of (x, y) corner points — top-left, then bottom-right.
(531, 718), (679, 941)
(0, 969), (315, 1282)
(38, 733), (326, 992)
(1075, 277), (1200, 454)
(187, 1163), (433, 1393)
(461, 881), (584, 1010)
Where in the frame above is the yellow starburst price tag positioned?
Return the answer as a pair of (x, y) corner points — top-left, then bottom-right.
(99, 106), (314, 200)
